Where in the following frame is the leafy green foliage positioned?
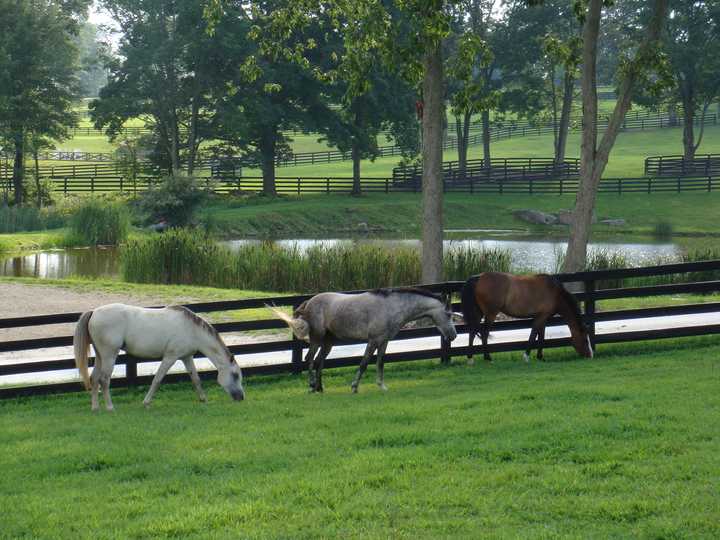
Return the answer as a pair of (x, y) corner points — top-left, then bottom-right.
(68, 198), (130, 246)
(137, 175), (209, 227)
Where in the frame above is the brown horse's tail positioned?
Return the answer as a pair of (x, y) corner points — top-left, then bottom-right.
(73, 311), (94, 391)
(460, 276), (483, 337)
(266, 305), (311, 342)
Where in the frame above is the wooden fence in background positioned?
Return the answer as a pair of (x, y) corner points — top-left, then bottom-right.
(1, 260), (719, 399)
(36, 173), (720, 196)
(645, 154), (720, 177)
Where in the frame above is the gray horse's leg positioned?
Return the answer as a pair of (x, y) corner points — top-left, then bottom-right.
(182, 355), (207, 402)
(313, 342), (333, 393)
(143, 355), (178, 407)
(375, 342), (390, 391)
(305, 343), (319, 392)
(351, 342), (377, 394)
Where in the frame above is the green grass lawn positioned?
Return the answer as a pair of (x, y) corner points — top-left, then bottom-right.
(201, 191), (720, 238)
(1, 337), (718, 538)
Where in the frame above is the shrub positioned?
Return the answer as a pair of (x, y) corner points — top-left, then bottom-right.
(121, 230), (513, 292)
(68, 198), (131, 246)
(653, 221), (674, 240)
(138, 174), (209, 227)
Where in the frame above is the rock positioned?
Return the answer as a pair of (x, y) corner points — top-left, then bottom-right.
(512, 209), (558, 225)
(356, 222), (370, 233)
(600, 218), (626, 226)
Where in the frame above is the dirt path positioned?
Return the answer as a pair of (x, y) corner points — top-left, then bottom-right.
(0, 282), (166, 340)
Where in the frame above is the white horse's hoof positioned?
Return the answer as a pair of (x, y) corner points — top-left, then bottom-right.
(523, 353), (530, 363)
(467, 358), (475, 366)
(143, 401), (151, 409)
(377, 383), (388, 391)
(351, 385), (359, 394)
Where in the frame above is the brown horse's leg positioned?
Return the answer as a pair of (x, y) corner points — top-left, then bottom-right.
(537, 326), (547, 360)
(525, 316), (549, 362)
(481, 313), (496, 362)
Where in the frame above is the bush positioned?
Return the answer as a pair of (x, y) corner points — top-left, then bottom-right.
(68, 198), (131, 246)
(121, 229), (513, 292)
(138, 175), (209, 227)
(653, 221), (674, 240)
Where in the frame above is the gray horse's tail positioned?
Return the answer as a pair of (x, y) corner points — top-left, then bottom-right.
(267, 306), (311, 342)
(74, 311), (94, 391)
(460, 276), (482, 337)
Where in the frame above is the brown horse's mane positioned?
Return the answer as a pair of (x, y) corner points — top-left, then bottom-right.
(370, 287), (442, 302)
(549, 278), (586, 330)
(168, 305), (232, 356)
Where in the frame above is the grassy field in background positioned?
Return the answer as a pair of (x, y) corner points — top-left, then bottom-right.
(1, 336), (718, 538)
(201, 191), (720, 238)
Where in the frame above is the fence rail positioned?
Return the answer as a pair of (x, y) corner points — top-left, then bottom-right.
(645, 154), (720, 177)
(35, 172), (720, 196)
(1, 260), (719, 398)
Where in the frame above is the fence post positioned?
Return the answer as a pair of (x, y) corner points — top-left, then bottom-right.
(648, 177), (652, 194)
(559, 178), (564, 195)
(385, 178), (389, 193)
(584, 279), (596, 350)
(91, 177), (95, 194)
(125, 354), (138, 387)
(677, 176), (681, 193)
(297, 177), (301, 195)
(709, 176), (712, 192)
(617, 178), (621, 195)
(64, 177), (68, 195)
(326, 177), (330, 194)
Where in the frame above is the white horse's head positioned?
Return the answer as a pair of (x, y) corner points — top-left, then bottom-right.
(218, 356), (244, 401)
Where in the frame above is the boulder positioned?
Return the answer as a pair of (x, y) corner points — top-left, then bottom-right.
(599, 218), (626, 226)
(512, 209), (558, 225)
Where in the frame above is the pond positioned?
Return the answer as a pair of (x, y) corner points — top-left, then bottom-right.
(0, 234), (682, 280)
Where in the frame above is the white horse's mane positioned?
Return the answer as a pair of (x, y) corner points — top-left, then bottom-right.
(168, 306), (232, 357)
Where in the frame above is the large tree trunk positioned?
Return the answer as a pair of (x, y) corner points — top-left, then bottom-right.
(455, 111), (471, 178)
(682, 92), (696, 160)
(563, 0), (667, 273)
(481, 109), (491, 168)
(351, 139), (361, 196)
(421, 42), (444, 284)
(187, 89), (201, 176)
(12, 133), (24, 206)
(259, 130), (277, 196)
(555, 70), (574, 164)
(34, 150), (41, 208)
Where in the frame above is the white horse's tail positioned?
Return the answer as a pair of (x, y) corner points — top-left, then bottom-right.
(267, 305), (311, 342)
(74, 311), (94, 391)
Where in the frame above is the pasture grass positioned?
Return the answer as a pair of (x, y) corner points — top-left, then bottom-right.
(0, 337), (718, 538)
(201, 191), (720, 238)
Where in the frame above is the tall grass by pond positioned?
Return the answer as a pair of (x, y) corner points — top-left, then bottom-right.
(0, 205), (65, 233)
(121, 229), (512, 292)
(67, 198), (131, 246)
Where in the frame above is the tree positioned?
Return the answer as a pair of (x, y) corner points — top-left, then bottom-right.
(562, 0), (669, 272)
(91, 0), (242, 175)
(75, 21), (108, 98)
(325, 69), (420, 196)
(0, 0), (87, 205)
(210, 4), (340, 196)
(662, 1), (720, 159)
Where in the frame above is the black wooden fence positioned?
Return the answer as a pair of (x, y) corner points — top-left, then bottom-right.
(1, 260), (719, 399)
(645, 154), (720, 177)
(39, 173), (720, 196)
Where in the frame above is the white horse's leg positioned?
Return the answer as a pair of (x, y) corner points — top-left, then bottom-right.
(143, 355), (178, 407)
(351, 342), (377, 394)
(304, 343), (319, 392)
(99, 349), (119, 412)
(182, 355), (207, 402)
(375, 341), (390, 391)
(90, 367), (101, 412)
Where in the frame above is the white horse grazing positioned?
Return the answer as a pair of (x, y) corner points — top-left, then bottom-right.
(74, 303), (244, 411)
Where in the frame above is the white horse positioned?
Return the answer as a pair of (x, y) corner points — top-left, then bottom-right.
(74, 303), (244, 411)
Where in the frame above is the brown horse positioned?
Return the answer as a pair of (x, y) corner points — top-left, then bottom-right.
(460, 272), (593, 363)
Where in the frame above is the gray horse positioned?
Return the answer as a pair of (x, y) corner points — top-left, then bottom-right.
(270, 288), (458, 393)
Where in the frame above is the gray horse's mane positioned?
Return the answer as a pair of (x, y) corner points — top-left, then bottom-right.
(370, 287), (442, 302)
(168, 305), (232, 356)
